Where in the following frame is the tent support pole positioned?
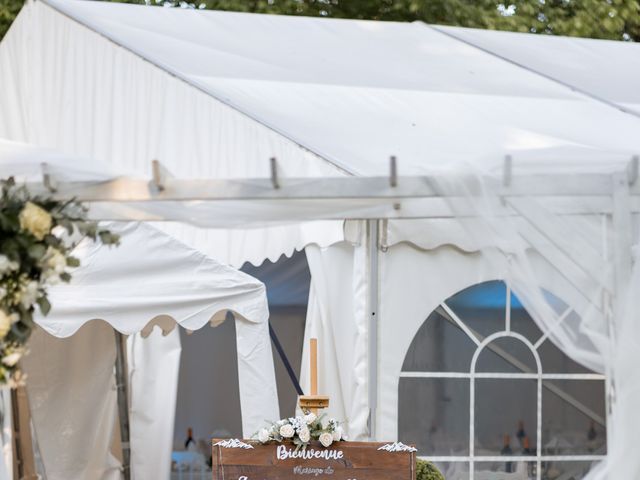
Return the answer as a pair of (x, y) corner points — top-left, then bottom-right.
(367, 220), (380, 441)
(114, 331), (131, 480)
(10, 386), (38, 480)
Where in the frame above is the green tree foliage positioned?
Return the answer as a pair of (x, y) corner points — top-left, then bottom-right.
(1, 0), (639, 41)
(0, 0), (23, 40)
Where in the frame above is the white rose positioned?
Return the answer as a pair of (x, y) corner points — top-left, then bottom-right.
(298, 427), (310, 443)
(0, 255), (11, 273)
(2, 351), (23, 367)
(257, 428), (271, 443)
(305, 413), (317, 425)
(45, 247), (67, 274)
(319, 432), (333, 448)
(0, 311), (11, 339)
(279, 424), (295, 438)
(19, 202), (52, 240)
(332, 426), (343, 442)
(20, 281), (39, 309)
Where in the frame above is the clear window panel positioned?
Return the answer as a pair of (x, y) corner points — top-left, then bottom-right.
(402, 310), (476, 372)
(445, 280), (507, 340)
(542, 380), (607, 455)
(542, 461), (599, 479)
(475, 337), (538, 373)
(432, 462), (469, 480)
(510, 307), (544, 344)
(538, 336), (592, 374)
(510, 288), (570, 345)
(474, 460), (538, 478)
(398, 378), (469, 455)
(475, 379), (537, 457)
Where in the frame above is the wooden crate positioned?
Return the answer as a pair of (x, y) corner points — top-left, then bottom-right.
(212, 439), (416, 480)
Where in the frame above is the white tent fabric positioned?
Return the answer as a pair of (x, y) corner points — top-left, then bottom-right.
(127, 328), (182, 480)
(41, 221), (270, 337)
(0, 139), (279, 479)
(22, 322), (122, 480)
(38, 221), (278, 478)
(3, 3), (640, 478)
(3, 0), (640, 261)
(435, 25), (640, 115)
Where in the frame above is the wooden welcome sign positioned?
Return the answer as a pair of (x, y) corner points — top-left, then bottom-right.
(212, 339), (416, 478)
(211, 439), (416, 479)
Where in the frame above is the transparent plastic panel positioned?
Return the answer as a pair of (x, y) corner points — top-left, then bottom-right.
(445, 280), (507, 341)
(474, 460), (538, 478)
(432, 462), (469, 480)
(543, 461), (598, 479)
(475, 336), (538, 373)
(542, 380), (607, 456)
(402, 310), (476, 372)
(538, 334), (593, 374)
(398, 378), (469, 455)
(475, 379), (537, 457)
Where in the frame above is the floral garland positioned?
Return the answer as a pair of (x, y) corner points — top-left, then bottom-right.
(0, 177), (119, 386)
(254, 412), (345, 450)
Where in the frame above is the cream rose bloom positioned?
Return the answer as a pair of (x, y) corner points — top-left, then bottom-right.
(2, 351), (23, 367)
(45, 247), (67, 274)
(279, 424), (295, 438)
(19, 202), (52, 240)
(20, 281), (39, 309)
(298, 427), (310, 443)
(0, 255), (18, 274)
(257, 428), (271, 444)
(319, 432), (333, 448)
(0, 311), (10, 339)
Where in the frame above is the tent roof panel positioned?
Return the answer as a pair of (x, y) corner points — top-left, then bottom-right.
(437, 25), (640, 114)
(42, 0), (577, 97)
(40, 0), (640, 176)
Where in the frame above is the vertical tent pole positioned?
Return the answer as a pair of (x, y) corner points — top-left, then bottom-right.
(607, 170), (633, 456)
(114, 331), (131, 480)
(10, 386), (37, 480)
(367, 220), (380, 441)
(309, 338), (318, 415)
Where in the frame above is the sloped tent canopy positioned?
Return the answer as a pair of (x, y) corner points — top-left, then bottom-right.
(2, 3), (640, 479)
(0, 139), (278, 479)
(2, 0), (639, 265)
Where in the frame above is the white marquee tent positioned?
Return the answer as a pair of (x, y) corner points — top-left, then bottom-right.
(1, 1), (640, 479)
(0, 139), (278, 480)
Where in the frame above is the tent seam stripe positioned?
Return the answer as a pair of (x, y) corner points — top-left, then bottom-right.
(417, 21), (640, 123)
(37, 0), (357, 177)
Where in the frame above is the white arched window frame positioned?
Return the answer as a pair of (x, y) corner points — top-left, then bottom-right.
(400, 283), (607, 480)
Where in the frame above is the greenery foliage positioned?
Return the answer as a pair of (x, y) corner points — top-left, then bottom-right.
(1, 0), (639, 41)
(417, 458), (445, 480)
(0, 177), (118, 385)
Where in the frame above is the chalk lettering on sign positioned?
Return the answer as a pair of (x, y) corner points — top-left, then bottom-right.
(277, 445), (344, 461)
(293, 465), (327, 476)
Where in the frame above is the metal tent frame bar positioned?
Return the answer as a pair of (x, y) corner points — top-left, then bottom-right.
(31, 157), (640, 221)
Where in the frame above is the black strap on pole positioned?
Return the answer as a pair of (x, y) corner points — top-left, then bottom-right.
(268, 321), (305, 396)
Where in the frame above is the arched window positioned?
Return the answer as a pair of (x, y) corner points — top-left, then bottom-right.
(399, 281), (606, 480)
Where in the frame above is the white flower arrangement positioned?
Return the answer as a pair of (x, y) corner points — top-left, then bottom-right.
(254, 412), (345, 451)
(0, 177), (119, 386)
